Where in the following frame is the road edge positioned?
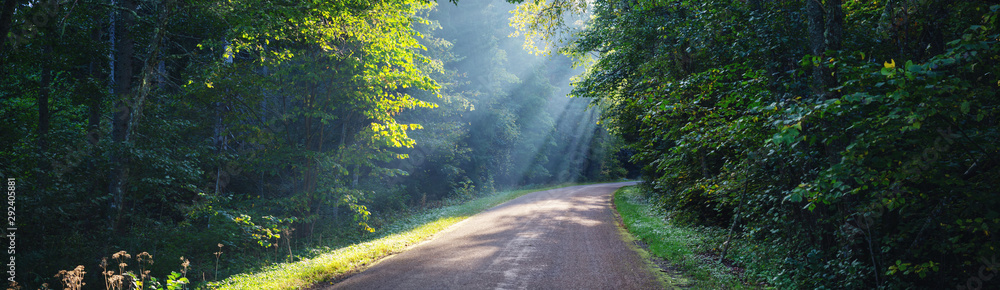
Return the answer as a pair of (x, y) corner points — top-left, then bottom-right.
(610, 184), (691, 289)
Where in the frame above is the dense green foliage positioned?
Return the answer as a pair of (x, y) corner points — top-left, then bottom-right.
(0, 0), (624, 288)
(546, 0), (1000, 287)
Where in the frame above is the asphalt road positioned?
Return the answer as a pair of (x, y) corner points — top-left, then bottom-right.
(325, 182), (662, 290)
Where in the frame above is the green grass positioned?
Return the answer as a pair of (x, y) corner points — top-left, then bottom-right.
(211, 183), (588, 290)
(613, 185), (755, 289)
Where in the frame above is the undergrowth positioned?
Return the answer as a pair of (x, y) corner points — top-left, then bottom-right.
(614, 185), (776, 289)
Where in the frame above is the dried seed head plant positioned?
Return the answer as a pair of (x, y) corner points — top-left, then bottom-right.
(214, 243), (224, 281)
(58, 250), (189, 290)
(107, 274), (124, 290)
(180, 256), (191, 278)
(113, 251), (130, 275)
(136, 251), (154, 287)
(102, 251), (133, 290)
(7, 281), (23, 290)
(100, 257), (110, 290)
(54, 265), (86, 290)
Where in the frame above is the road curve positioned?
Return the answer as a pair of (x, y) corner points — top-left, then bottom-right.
(323, 182), (661, 290)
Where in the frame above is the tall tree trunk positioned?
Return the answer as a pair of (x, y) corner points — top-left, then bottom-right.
(820, 0), (845, 167)
(305, 112), (314, 193)
(824, 0), (843, 52)
(36, 44), (52, 194)
(824, 0), (844, 97)
(38, 48), (51, 153)
(88, 78), (103, 138)
(108, 0), (170, 231)
(807, 0), (827, 97)
(0, 0), (18, 53)
(88, 54), (104, 200)
(351, 164), (359, 188)
(109, 0), (136, 232)
(214, 99), (222, 195)
(340, 120), (347, 148)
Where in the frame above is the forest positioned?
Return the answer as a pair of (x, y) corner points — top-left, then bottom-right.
(0, 0), (626, 288)
(540, 0), (998, 288)
(2, 0), (999, 288)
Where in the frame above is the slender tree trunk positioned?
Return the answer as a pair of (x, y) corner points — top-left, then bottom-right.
(214, 99), (222, 194)
(38, 48), (51, 153)
(88, 65), (103, 139)
(305, 112), (314, 193)
(0, 0), (18, 53)
(340, 120), (347, 148)
(109, 0), (136, 231)
(807, 0), (827, 97)
(351, 164), (359, 188)
(34, 44), (52, 197)
(821, 0), (845, 166)
(107, 0), (170, 230)
(312, 118), (325, 236)
(332, 120), (348, 221)
(824, 0), (843, 97)
(825, 0), (843, 52)
(86, 23), (104, 197)
(700, 151), (708, 179)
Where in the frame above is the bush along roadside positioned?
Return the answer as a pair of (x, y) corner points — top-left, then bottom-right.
(614, 185), (777, 289)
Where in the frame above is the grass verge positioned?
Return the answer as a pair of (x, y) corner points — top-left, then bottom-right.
(613, 185), (755, 289)
(211, 183), (585, 290)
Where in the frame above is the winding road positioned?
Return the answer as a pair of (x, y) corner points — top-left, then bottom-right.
(324, 182), (662, 290)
